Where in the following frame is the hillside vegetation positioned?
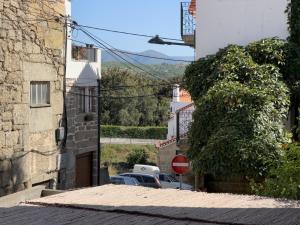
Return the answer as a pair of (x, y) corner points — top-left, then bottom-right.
(101, 144), (158, 175)
(101, 67), (182, 126)
(102, 62), (187, 79)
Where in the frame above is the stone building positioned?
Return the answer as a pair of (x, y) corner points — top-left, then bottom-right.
(57, 0), (101, 189)
(0, 0), (66, 196)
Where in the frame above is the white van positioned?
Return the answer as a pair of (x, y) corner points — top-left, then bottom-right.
(132, 164), (193, 190)
(133, 164), (160, 176)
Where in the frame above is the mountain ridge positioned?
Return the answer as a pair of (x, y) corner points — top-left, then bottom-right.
(102, 49), (194, 65)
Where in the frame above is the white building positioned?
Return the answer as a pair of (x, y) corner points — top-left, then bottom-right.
(59, 0), (102, 189)
(157, 85), (194, 175)
(181, 0), (289, 59)
(167, 85), (194, 139)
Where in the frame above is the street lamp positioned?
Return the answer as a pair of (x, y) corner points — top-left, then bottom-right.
(148, 35), (194, 47)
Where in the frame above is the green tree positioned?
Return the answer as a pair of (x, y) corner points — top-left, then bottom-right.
(184, 43), (290, 179)
(252, 143), (300, 200)
(126, 149), (149, 168)
(101, 67), (174, 126)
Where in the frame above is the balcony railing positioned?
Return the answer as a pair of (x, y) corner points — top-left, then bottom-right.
(176, 109), (194, 145)
(181, 2), (195, 47)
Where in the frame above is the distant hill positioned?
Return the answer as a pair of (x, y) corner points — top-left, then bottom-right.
(102, 62), (188, 79)
(101, 49), (193, 79)
(102, 49), (194, 65)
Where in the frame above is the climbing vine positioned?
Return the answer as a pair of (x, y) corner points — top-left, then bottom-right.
(184, 41), (290, 179)
(183, 1), (300, 197)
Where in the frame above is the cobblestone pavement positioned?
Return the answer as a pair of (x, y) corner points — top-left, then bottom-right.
(1, 185), (299, 225)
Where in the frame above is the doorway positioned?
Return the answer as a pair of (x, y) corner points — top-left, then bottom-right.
(75, 152), (93, 188)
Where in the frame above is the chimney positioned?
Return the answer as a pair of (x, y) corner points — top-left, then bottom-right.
(173, 84), (180, 102)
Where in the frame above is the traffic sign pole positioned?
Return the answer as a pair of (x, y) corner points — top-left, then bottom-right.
(180, 174), (182, 190)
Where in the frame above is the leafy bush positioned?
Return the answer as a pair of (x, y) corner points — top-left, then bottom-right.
(184, 41), (290, 179)
(252, 143), (300, 200)
(101, 125), (167, 139)
(126, 149), (149, 168)
(246, 38), (288, 67)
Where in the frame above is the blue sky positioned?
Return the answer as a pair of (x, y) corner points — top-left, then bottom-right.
(71, 0), (194, 57)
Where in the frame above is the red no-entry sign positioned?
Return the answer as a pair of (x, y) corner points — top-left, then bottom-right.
(171, 155), (189, 174)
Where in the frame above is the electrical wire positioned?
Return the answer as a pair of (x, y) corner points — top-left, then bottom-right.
(70, 39), (193, 63)
(67, 90), (169, 99)
(77, 26), (171, 83)
(79, 28), (174, 82)
(74, 26), (184, 85)
(66, 81), (182, 92)
(67, 89), (189, 99)
(75, 24), (183, 41)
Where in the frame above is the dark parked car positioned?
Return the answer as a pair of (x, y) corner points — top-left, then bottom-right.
(110, 176), (140, 186)
(119, 173), (162, 189)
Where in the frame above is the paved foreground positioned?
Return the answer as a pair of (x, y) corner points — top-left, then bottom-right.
(1, 185), (299, 225)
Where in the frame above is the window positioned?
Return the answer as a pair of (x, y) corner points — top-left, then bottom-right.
(72, 46), (97, 62)
(159, 174), (166, 181)
(30, 81), (50, 106)
(142, 176), (156, 184)
(130, 175), (143, 183)
(79, 87), (96, 113)
(79, 88), (85, 112)
(88, 88), (96, 112)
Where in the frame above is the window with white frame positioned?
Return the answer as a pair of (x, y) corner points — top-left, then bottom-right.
(30, 81), (50, 106)
(79, 87), (96, 113)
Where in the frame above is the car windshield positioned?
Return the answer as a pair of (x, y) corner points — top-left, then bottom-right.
(129, 177), (140, 185)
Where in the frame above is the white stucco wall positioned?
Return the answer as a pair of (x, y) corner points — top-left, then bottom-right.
(65, 0), (101, 86)
(196, 0), (289, 59)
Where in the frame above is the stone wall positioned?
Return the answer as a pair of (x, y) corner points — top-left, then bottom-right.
(158, 141), (194, 185)
(59, 79), (98, 189)
(158, 142), (178, 174)
(0, 0), (65, 196)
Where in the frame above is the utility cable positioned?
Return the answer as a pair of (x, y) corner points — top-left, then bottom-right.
(75, 24), (183, 41)
(78, 27), (173, 82)
(70, 39), (193, 63)
(66, 81), (182, 92)
(67, 90), (170, 99)
(77, 26), (171, 83)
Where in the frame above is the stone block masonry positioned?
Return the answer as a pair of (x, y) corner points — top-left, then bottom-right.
(60, 79), (99, 189)
(0, 0), (65, 197)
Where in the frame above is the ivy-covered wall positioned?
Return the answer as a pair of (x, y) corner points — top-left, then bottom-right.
(184, 41), (290, 179)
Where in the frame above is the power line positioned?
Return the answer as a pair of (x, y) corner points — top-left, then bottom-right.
(67, 90), (170, 99)
(70, 39), (193, 63)
(82, 29), (177, 81)
(75, 23), (183, 41)
(0, 17), (59, 23)
(67, 89), (188, 99)
(66, 81), (182, 92)
(77, 26), (171, 83)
